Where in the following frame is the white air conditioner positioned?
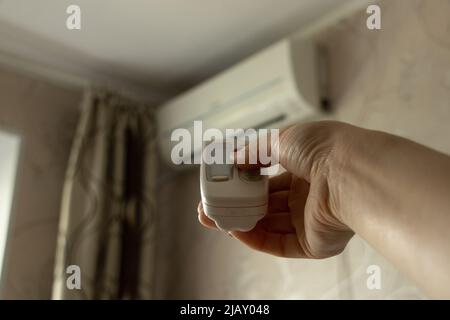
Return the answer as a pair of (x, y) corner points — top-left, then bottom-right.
(157, 37), (326, 165)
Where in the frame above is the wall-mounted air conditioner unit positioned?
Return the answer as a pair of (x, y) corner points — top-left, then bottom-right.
(157, 37), (327, 165)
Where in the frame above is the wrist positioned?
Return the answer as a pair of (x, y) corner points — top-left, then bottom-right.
(324, 123), (373, 228)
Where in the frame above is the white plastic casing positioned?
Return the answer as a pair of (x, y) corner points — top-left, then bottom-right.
(200, 162), (268, 232)
(157, 39), (320, 165)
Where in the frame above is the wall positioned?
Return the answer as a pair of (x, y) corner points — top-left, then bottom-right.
(154, 0), (450, 299)
(0, 66), (81, 298)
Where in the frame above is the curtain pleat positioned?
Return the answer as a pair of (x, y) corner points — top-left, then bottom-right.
(52, 90), (157, 299)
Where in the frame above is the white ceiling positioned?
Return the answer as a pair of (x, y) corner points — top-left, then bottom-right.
(0, 0), (355, 99)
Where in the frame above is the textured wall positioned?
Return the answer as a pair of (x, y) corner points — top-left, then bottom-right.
(155, 0), (450, 299)
(0, 67), (81, 298)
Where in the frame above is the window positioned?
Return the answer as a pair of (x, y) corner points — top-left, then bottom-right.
(0, 130), (20, 282)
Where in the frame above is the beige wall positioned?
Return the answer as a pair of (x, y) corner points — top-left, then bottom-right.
(154, 0), (450, 299)
(0, 66), (81, 298)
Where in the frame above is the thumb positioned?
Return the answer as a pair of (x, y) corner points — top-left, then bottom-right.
(235, 121), (341, 181)
(276, 121), (342, 181)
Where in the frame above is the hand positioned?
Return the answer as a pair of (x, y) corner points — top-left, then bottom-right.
(198, 120), (450, 297)
(197, 121), (355, 258)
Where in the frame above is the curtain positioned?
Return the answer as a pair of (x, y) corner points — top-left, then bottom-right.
(52, 90), (157, 299)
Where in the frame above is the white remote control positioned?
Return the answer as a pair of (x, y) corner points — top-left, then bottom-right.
(200, 142), (268, 231)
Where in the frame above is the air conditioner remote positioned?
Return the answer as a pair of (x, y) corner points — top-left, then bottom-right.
(200, 142), (268, 231)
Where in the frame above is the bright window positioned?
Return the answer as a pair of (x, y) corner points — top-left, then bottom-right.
(0, 130), (20, 281)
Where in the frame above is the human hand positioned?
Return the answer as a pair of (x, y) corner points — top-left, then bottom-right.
(197, 121), (355, 258)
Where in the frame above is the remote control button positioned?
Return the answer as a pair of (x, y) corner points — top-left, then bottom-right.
(212, 175), (229, 182)
(239, 169), (263, 182)
(206, 164), (233, 182)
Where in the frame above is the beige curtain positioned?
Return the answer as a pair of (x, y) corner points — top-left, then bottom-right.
(52, 90), (157, 299)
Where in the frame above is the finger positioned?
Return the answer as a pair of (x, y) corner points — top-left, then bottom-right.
(197, 202), (218, 229)
(234, 122), (335, 181)
(233, 139), (271, 171)
(233, 127), (291, 170)
(269, 172), (292, 192)
(288, 176), (309, 230)
(259, 212), (295, 234)
(288, 177), (309, 211)
(268, 190), (289, 213)
(230, 225), (306, 258)
(233, 130), (281, 170)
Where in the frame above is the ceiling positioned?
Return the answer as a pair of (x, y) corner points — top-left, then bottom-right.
(0, 0), (356, 99)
